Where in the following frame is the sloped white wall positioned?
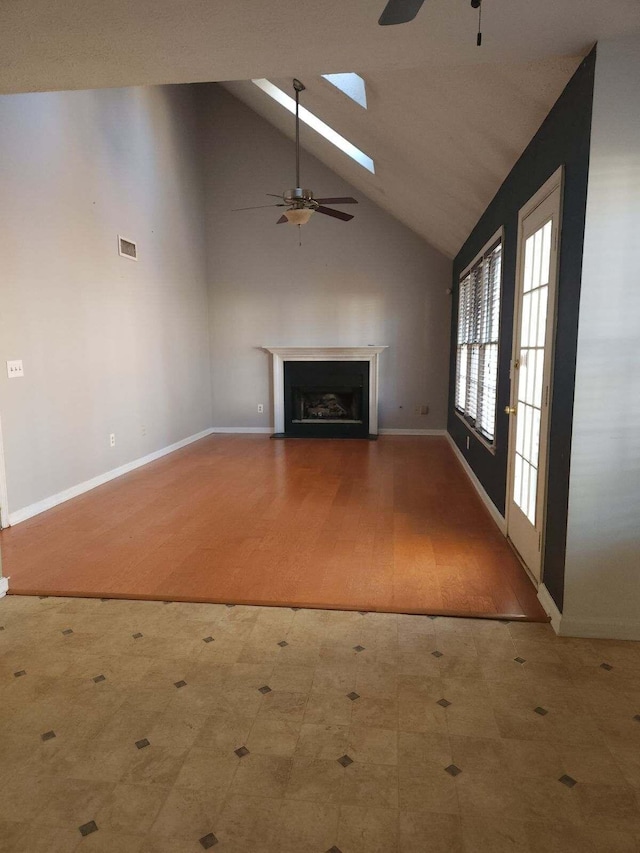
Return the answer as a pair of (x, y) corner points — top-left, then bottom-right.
(562, 35), (640, 639)
(199, 85), (452, 432)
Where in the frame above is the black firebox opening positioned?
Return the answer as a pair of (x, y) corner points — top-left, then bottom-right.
(283, 361), (370, 438)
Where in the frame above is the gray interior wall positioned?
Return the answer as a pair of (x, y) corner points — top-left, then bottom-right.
(562, 35), (640, 639)
(197, 84), (452, 431)
(0, 85), (212, 515)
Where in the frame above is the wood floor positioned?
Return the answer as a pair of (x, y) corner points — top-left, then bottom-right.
(1, 435), (547, 621)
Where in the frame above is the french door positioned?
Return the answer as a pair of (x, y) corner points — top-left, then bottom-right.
(506, 170), (562, 582)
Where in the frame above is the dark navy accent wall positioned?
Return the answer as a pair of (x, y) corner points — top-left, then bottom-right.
(447, 49), (596, 612)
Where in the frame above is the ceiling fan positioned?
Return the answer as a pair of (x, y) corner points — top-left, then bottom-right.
(234, 78), (358, 228)
(379, 0), (484, 45)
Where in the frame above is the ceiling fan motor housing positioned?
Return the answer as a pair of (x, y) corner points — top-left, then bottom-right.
(285, 188), (316, 207)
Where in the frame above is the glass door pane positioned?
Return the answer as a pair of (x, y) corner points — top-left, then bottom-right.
(512, 219), (552, 525)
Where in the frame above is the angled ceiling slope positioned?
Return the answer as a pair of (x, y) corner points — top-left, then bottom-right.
(224, 58), (580, 258)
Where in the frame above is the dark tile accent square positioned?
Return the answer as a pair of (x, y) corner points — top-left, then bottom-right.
(93, 675), (106, 683)
(444, 764), (462, 777)
(41, 730), (56, 742)
(203, 636), (214, 643)
(514, 657), (526, 664)
(132, 633), (143, 639)
(437, 698), (451, 708)
(0, 626), (4, 631)
(559, 774), (577, 788)
(353, 645), (365, 653)
(14, 670), (26, 678)
(200, 834), (219, 849)
(600, 663), (613, 671)
(258, 685), (272, 695)
(174, 680), (187, 689)
(235, 746), (250, 758)
(431, 650), (443, 658)
(337, 755), (353, 768)
(79, 821), (98, 837)
(278, 640), (289, 647)
(347, 692), (360, 701)
(62, 628), (74, 635)
(135, 738), (150, 750)
(534, 707), (548, 716)
(633, 714), (640, 722)
(327, 848), (343, 853)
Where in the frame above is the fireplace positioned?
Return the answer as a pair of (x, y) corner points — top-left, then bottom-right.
(284, 361), (369, 438)
(263, 346), (388, 439)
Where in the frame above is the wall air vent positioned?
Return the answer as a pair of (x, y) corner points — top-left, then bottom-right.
(118, 235), (138, 261)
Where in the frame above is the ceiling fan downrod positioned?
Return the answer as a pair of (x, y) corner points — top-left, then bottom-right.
(293, 78), (305, 190)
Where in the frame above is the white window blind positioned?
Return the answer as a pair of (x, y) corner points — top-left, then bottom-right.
(455, 240), (502, 443)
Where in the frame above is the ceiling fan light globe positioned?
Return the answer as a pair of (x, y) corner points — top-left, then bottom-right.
(284, 208), (314, 225)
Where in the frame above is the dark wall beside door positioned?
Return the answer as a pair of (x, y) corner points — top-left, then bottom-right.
(447, 48), (596, 612)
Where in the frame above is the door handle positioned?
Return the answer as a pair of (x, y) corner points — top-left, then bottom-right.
(504, 405), (516, 415)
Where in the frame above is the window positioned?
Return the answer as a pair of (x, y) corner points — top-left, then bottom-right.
(322, 73), (367, 109)
(251, 79), (375, 174)
(455, 236), (502, 445)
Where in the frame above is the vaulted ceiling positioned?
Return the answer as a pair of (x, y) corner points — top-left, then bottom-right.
(2, 0), (639, 256)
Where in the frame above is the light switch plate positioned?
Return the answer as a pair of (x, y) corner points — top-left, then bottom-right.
(7, 360), (24, 378)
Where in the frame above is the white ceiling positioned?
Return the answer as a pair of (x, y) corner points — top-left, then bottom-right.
(224, 59), (580, 257)
(2, 0), (639, 256)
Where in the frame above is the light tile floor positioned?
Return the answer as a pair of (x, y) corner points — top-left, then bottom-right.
(1, 595), (639, 852)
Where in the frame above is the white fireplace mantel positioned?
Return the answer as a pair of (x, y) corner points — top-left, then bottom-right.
(263, 346), (388, 436)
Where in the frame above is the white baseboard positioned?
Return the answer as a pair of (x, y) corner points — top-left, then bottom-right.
(209, 427), (273, 434)
(0, 576), (8, 598)
(445, 433), (507, 534)
(379, 429), (446, 436)
(8, 428), (215, 526)
(536, 583), (563, 634)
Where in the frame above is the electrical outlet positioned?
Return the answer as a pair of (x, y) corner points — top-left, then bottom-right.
(141, 424), (147, 437)
(257, 404), (264, 413)
(6, 359), (24, 378)
(109, 433), (116, 448)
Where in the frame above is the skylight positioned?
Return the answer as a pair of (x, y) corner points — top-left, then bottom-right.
(251, 78), (375, 175)
(322, 73), (367, 109)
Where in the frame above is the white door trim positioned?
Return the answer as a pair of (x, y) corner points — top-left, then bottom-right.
(505, 166), (564, 581)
